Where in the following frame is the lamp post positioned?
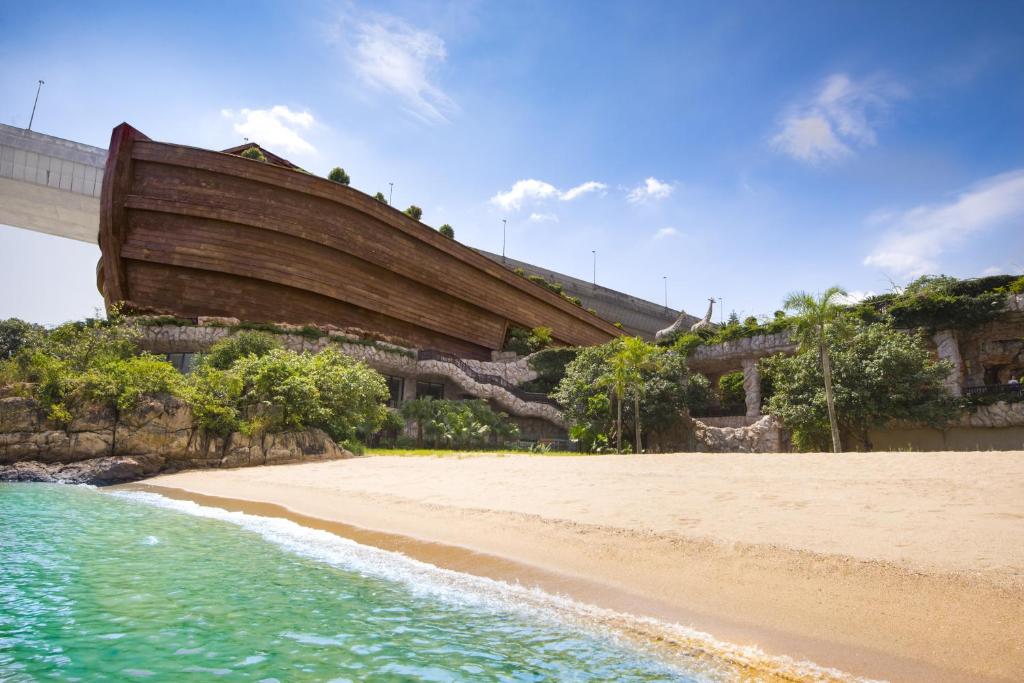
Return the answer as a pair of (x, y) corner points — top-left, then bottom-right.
(502, 219), (507, 261)
(663, 276), (668, 308)
(592, 250), (596, 286)
(388, 182), (394, 206)
(27, 80), (44, 131)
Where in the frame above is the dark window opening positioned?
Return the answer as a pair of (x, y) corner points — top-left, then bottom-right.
(384, 375), (405, 408)
(416, 381), (444, 400)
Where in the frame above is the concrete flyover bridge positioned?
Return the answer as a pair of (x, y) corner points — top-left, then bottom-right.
(0, 122), (104, 244)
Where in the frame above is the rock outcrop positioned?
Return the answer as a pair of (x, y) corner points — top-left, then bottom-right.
(691, 414), (789, 453)
(0, 395), (350, 485)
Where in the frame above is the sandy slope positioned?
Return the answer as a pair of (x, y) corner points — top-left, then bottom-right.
(141, 452), (1024, 682)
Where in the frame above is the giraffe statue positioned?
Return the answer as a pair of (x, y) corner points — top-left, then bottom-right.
(690, 297), (716, 332)
(655, 297), (715, 341)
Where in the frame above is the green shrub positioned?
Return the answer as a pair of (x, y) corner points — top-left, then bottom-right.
(327, 167), (350, 185)
(522, 347), (579, 394)
(439, 224), (455, 239)
(374, 192), (387, 203)
(240, 146), (266, 162)
(0, 318), (42, 360)
(228, 348), (389, 441)
(400, 398), (519, 449)
(553, 341), (709, 452)
(762, 321), (956, 450)
(405, 205), (423, 220)
(199, 331), (282, 370)
(503, 326), (553, 355)
(718, 371), (745, 411)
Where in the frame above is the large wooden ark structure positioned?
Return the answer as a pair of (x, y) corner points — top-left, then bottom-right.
(97, 124), (621, 359)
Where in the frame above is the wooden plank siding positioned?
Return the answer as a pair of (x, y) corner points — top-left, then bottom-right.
(98, 123), (621, 357)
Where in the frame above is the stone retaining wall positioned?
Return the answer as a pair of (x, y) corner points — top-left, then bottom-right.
(0, 395), (349, 485)
(136, 322), (556, 424)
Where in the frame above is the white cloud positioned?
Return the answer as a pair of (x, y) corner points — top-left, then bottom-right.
(490, 179), (560, 211)
(981, 265), (1004, 277)
(490, 179), (606, 211)
(771, 73), (903, 164)
(627, 177), (673, 203)
(653, 227), (678, 240)
(346, 16), (456, 124)
(560, 181), (607, 201)
(529, 213), (559, 223)
(221, 106), (316, 154)
(863, 169), (1024, 277)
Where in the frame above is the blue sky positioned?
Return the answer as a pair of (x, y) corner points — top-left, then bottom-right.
(2, 1), (1023, 325)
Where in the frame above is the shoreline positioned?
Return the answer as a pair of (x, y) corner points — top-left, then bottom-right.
(130, 453), (1024, 682)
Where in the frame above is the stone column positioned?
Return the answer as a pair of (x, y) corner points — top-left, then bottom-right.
(402, 375), (418, 402)
(932, 329), (963, 397)
(742, 358), (761, 418)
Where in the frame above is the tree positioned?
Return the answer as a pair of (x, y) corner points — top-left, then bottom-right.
(327, 167), (351, 185)
(762, 321), (955, 450)
(554, 340), (709, 453)
(614, 337), (663, 454)
(439, 223), (455, 239)
(783, 286), (848, 452)
(0, 318), (42, 360)
(198, 331), (281, 370)
(727, 310), (739, 325)
(405, 205), (423, 220)
(374, 192), (388, 203)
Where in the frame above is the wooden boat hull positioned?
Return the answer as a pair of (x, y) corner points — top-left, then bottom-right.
(97, 124), (620, 358)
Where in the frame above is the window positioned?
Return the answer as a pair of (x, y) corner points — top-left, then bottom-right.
(384, 375), (405, 408)
(416, 381), (444, 400)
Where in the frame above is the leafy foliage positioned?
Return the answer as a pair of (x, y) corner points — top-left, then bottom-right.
(199, 331), (281, 370)
(400, 398), (520, 449)
(762, 321), (955, 451)
(850, 275), (1015, 331)
(327, 166), (351, 185)
(0, 318), (43, 360)
(521, 347), (579, 394)
(188, 337), (388, 440)
(239, 146), (266, 162)
(374, 192), (387, 203)
(0, 315), (183, 421)
(553, 339), (709, 452)
(717, 371), (746, 412)
(438, 223), (455, 239)
(404, 205), (423, 220)
(0, 317), (391, 447)
(503, 326), (553, 355)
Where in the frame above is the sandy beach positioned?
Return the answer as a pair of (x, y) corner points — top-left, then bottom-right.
(139, 452), (1024, 682)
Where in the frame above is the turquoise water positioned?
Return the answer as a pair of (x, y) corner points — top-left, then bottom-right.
(0, 483), (712, 682)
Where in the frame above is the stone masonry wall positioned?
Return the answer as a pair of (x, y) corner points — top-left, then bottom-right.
(0, 395), (350, 485)
(136, 321), (558, 424)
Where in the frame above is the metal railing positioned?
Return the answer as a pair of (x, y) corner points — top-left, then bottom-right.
(963, 383), (1022, 397)
(417, 349), (560, 407)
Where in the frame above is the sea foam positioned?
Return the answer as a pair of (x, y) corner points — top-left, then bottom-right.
(112, 490), (881, 683)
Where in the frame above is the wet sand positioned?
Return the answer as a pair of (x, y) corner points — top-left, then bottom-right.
(138, 452), (1024, 682)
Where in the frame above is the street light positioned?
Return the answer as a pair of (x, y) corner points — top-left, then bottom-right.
(663, 276), (668, 308)
(592, 250), (596, 286)
(502, 219), (507, 261)
(388, 182), (394, 206)
(27, 80), (44, 131)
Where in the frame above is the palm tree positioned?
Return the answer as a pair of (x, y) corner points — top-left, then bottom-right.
(783, 286), (848, 453)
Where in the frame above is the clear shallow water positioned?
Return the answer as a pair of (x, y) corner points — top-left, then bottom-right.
(0, 483), (708, 682)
